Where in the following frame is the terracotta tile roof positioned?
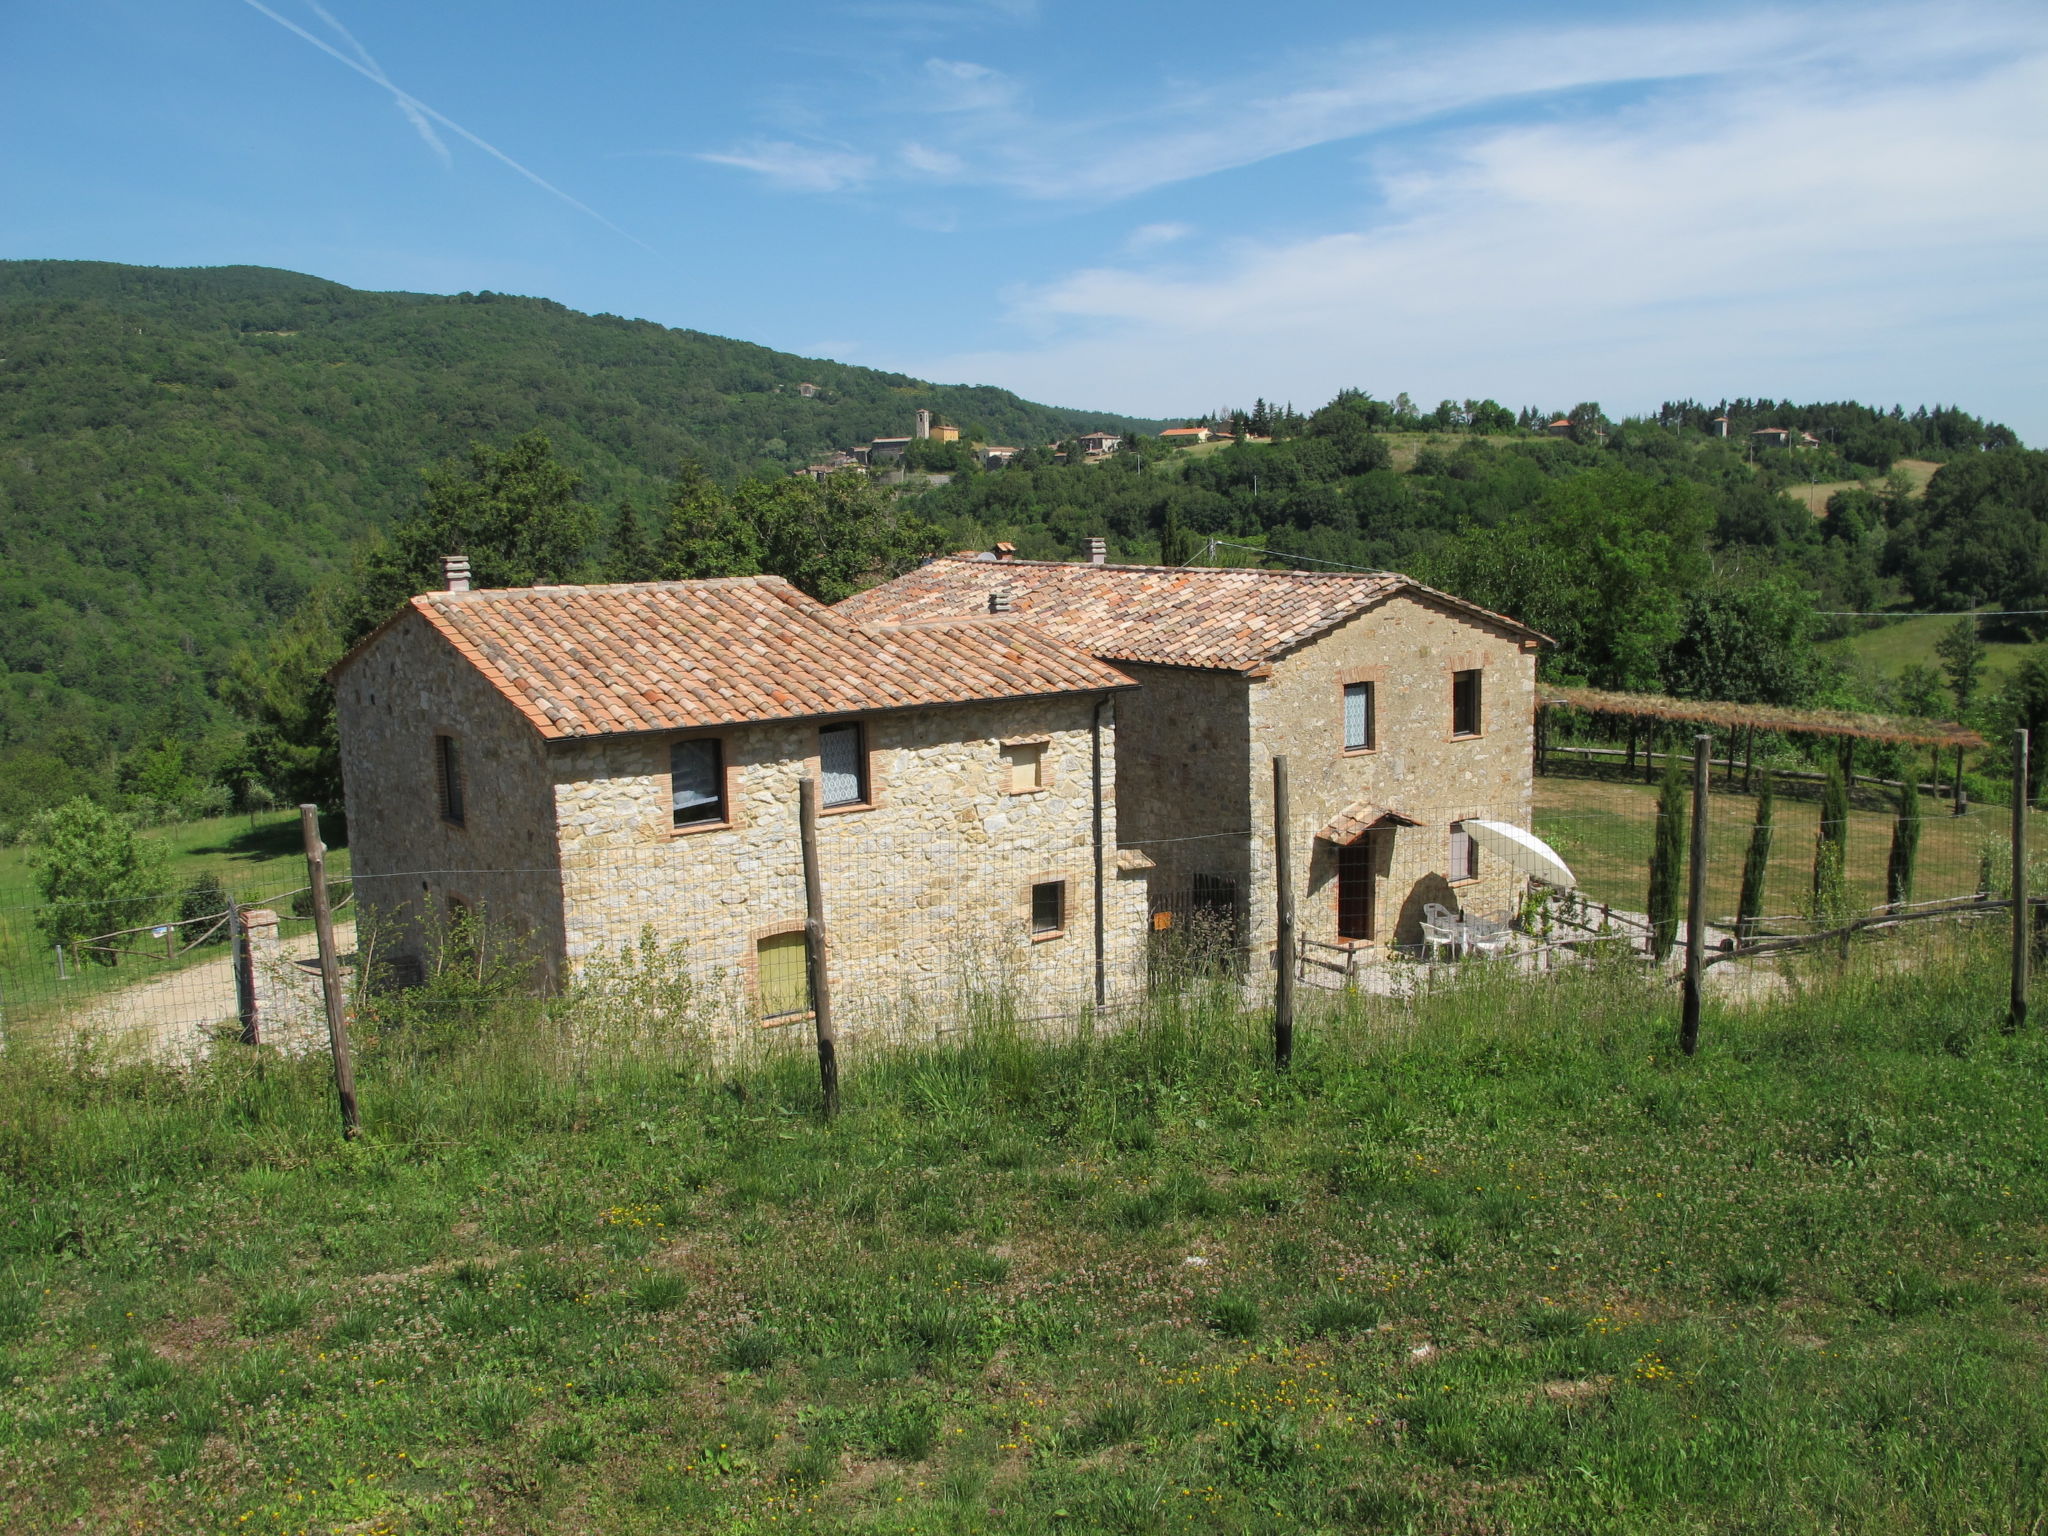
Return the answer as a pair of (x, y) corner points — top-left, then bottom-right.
(835, 556), (1547, 671)
(336, 576), (1134, 740)
(1158, 427), (1208, 436)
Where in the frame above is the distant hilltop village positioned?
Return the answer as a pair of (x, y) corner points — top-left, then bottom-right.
(797, 408), (1132, 483)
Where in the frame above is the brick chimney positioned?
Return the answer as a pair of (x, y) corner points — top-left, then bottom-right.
(988, 587), (1014, 613)
(442, 555), (471, 593)
(993, 541), (1016, 561)
(1086, 537), (1106, 565)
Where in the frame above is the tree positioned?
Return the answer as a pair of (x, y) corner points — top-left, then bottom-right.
(29, 798), (170, 962)
(1885, 775), (1921, 911)
(1648, 754), (1686, 961)
(607, 498), (653, 582)
(1935, 616), (1987, 717)
(657, 460), (755, 581)
(1813, 760), (1850, 911)
(1662, 576), (1827, 705)
(1429, 471), (1715, 690)
(1158, 504), (1195, 567)
(1736, 771), (1774, 944)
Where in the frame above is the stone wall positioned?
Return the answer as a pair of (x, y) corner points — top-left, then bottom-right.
(1110, 662), (1255, 925)
(333, 609), (568, 987)
(1247, 590), (1539, 958)
(550, 691), (1145, 1041)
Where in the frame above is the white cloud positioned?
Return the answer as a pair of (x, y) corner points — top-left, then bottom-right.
(896, 45), (2048, 438)
(706, 4), (2048, 204)
(1123, 222), (1193, 254)
(900, 141), (967, 177)
(694, 140), (876, 193)
(921, 57), (1020, 115)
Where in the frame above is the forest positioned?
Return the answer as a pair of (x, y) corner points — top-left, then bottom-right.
(0, 259), (1158, 821)
(2, 259), (2042, 829)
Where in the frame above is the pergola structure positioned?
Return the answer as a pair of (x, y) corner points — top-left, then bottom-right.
(1538, 686), (1985, 804)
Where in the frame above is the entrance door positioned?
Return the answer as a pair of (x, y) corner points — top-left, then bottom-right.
(1336, 838), (1375, 941)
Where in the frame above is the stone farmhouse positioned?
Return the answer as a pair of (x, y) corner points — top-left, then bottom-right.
(330, 568), (1149, 1029)
(837, 553), (1548, 969)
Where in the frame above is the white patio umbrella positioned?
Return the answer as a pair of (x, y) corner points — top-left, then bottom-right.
(1462, 820), (1577, 888)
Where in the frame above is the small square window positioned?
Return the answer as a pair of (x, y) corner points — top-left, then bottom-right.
(1452, 669), (1483, 737)
(435, 735), (465, 827)
(1031, 880), (1066, 936)
(671, 738), (726, 827)
(819, 722), (867, 808)
(1343, 681), (1375, 751)
(1449, 821), (1480, 882)
(1003, 740), (1047, 792)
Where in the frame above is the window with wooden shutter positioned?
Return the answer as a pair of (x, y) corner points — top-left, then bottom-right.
(757, 931), (811, 1019)
(819, 722), (867, 808)
(1449, 821), (1480, 882)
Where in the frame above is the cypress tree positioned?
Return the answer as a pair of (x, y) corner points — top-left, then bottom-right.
(1813, 760), (1850, 916)
(607, 497), (650, 582)
(1648, 754), (1687, 961)
(1736, 770), (1774, 944)
(1886, 774), (1922, 910)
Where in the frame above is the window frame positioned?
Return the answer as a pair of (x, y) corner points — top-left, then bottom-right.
(1001, 737), (1051, 795)
(1451, 668), (1484, 739)
(668, 734), (732, 834)
(434, 734), (466, 829)
(1341, 680), (1377, 753)
(1029, 879), (1067, 941)
(752, 926), (814, 1023)
(816, 719), (873, 813)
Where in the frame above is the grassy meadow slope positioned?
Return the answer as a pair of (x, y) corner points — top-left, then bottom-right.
(0, 931), (2041, 1533)
(0, 260), (1158, 750)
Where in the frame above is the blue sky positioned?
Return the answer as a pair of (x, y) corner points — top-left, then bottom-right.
(5, 1), (2046, 439)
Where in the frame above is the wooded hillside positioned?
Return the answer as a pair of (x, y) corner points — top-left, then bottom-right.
(0, 259), (1156, 767)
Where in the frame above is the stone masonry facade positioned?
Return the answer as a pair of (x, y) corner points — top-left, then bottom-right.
(333, 608), (569, 987)
(335, 604), (1143, 1036)
(550, 693), (1147, 1032)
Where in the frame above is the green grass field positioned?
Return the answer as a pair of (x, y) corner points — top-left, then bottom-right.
(0, 810), (350, 1035)
(1, 929), (2042, 1533)
(1534, 771), (2003, 925)
(1827, 615), (2035, 688)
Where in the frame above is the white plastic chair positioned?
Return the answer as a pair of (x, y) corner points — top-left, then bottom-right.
(1420, 917), (1460, 961)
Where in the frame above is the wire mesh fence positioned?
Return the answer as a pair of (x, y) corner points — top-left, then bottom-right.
(0, 763), (2029, 1087)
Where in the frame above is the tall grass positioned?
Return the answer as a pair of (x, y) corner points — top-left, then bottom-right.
(0, 922), (2039, 1534)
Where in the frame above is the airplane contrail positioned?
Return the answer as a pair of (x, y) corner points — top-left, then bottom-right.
(236, 0), (649, 248)
(301, 0), (451, 167)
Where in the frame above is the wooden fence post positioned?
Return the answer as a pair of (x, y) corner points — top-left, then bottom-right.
(1272, 756), (1295, 1070)
(229, 900), (260, 1048)
(1681, 733), (1710, 1056)
(2011, 732), (2028, 1032)
(798, 778), (840, 1116)
(298, 805), (359, 1139)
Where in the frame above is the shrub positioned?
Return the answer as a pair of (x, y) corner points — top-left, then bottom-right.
(1737, 772), (1774, 942)
(1647, 756), (1686, 961)
(176, 875), (232, 942)
(28, 798), (169, 960)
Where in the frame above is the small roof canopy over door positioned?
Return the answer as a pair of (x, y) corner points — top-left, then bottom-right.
(1461, 820), (1577, 887)
(1316, 800), (1422, 846)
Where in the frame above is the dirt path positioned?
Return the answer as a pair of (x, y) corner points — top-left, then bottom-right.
(65, 921), (355, 1063)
